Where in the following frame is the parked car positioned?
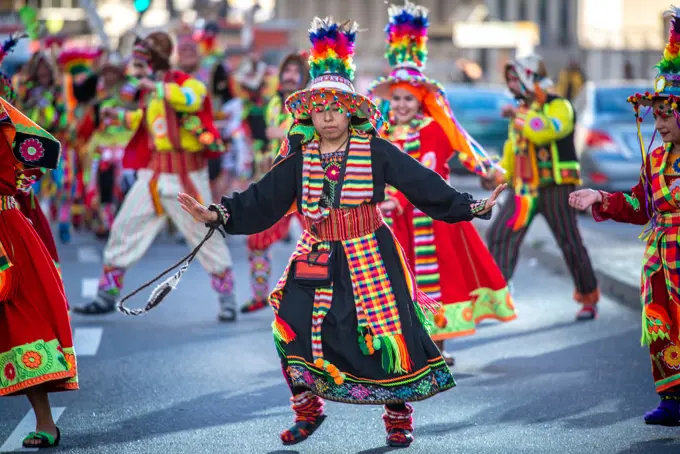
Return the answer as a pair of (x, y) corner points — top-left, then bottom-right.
(445, 84), (514, 174)
(573, 80), (662, 193)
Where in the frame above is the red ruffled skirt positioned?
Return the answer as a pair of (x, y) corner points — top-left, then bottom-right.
(389, 207), (516, 340)
(15, 191), (60, 265)
(0, 203), (77, 396)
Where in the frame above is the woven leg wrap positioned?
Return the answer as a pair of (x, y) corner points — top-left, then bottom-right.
(99, 266), (125, 296)
(383, 404), (414, 447)
(211, 268), (234, 295)
(280, 391), (325, 444)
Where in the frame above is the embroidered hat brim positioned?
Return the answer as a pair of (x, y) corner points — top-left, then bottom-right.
(367, 65), (443, 101)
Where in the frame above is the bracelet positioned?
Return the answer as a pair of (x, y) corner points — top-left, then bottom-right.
(207, 203), (230, 227)
(470, 198), (488, 215)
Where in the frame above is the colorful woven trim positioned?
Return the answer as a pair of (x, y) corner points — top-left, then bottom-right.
(209, 203), (230, 227)
(0, 195), (17, 211)
(300, 133), (374, 222)
(303, 204), (383, 241)
(470, 198), (488, 215)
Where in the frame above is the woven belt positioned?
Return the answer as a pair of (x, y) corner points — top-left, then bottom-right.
(0, 196), (18, 211)
(305, 204), (384, 241)
(655, 212), (680, 228)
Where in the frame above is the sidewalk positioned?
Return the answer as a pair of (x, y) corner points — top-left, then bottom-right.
(453, 175), (645, 311)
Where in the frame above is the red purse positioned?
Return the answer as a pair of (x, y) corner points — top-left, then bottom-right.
(293, 249), (332, 288)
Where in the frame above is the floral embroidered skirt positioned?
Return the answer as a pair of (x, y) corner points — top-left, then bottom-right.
(0, 207), (77, 396)
(276, 227), (455, 405)
(390, 212), (517, 341)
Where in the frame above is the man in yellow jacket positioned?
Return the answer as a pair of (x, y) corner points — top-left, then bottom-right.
(482, 54), (599, 320)
(73, 32), (239, 322)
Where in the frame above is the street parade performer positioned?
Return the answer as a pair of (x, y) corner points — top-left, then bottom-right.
(69, 53), (135, 239)
(176, 23), (235, 202)
(569, 6), (680, 425)
(0, 67), (78, 448)
(177, 17), (506, 447)
(73, 31), (239, 322)
(480, 53), (600, 321)
(240, 51), (309, 314)
(368, 0), (516, 366)
(11, 41), (65, 272)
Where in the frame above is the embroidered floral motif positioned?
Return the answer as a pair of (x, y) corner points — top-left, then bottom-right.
(22, 351), (42, 369)
(663, 345), (680, 369)
(19, 138), (45, 162)
(529, 117), (545, 131)
(3, 362), (15, 381)
(324, 162), (341, 182)
(420, 151), (436, 170)
(623, 193), (641, 212)
(286, 361), (455, 404)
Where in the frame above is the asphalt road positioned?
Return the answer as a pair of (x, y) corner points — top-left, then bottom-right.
(1, 225), (678, 454)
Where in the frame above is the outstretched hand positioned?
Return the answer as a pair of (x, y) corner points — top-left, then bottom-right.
(478, 183), (507, 215)
(177, 192), (218, 223)
(568, 189), (602, 211)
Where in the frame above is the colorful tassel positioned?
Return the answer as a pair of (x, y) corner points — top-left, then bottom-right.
(273, 314), (297, 344)
(506, 194), (537, 231)
(380, 334), (413, 374)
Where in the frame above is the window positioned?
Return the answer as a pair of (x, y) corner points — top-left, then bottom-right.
(497, 0), (507, 21)
(558, 0), (570, 46)
(518, 0), (527, 21)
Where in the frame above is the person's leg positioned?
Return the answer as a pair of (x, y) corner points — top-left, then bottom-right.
(241, 247), (271, 313)
(73, 170), (167, 314)
(23, 388), (59, 447)
(486, 191), (532, 283)
(540, 185), (599, 320)
(383, 402), (414, 447)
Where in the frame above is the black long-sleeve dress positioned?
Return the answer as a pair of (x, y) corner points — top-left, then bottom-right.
(219, 132), (488, 404)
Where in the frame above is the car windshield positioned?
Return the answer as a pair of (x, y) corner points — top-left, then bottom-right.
(447, 90), (512, 114)
(595, 87), (645, 115)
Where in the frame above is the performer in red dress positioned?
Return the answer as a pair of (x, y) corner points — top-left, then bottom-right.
(0, 42), (78, 448)
(368, 1), (516, 365)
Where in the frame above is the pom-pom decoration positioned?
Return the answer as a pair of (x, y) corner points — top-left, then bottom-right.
(307, 17), (359, 82)
(384, 0), (429, 69)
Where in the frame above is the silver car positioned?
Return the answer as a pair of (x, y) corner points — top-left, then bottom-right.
(573, 80), (663, 193)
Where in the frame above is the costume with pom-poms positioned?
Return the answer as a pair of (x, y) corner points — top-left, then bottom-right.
(209, 16), (496, 447)
(591, 6), (680, 425)
(369, 1), (516, 346)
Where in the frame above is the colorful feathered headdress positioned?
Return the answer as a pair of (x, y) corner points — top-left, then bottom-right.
(57, 48), (104, 77)
(384, 0), (429, 70)
(645, 6), (680, 98)
(307, 17), (358, 83)
(285, 17), (383, 139)
(0, 34), (26, 103)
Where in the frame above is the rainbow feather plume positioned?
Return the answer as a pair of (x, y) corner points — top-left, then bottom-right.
(384, 0), (429, 69)
(0, 33), (25, 67)
(307, 17), (358, 81)
(57, 48), (104, 76)
(658, 6), (680, 73)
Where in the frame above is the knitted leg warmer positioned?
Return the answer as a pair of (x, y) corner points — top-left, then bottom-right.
(280, 391), (326, 445)
(383, 403), (414, 447)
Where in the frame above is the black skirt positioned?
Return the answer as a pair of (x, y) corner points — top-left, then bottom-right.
(277, 225), (455, 405)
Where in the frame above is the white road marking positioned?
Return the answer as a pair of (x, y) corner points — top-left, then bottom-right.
(0, 407), (65, 452)
(76, 246), (101, 264)
(80, 278), (99, 299)
(73, 327), (103, 356)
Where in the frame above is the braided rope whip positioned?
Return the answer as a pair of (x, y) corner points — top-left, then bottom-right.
(117, 224), (226, 316)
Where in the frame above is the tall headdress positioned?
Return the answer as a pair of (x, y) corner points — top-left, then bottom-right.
(368, 1), (499, 176)
(285, 17), (383, 136)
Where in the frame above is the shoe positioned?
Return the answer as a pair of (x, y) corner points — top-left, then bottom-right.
(240, 299), (267, 313)
(280, 392), (325, 445)
(576, 304), (598, 321)
(218, 293), (237, 322)
(72, 290), (116, 315)
(58, 222), (71, 244)
(644, 397), (680, 426)
(383, 404), (414, 448)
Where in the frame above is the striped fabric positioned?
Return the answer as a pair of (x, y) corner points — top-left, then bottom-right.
(0, 195), (17, 211)
(300, 133), (374, 221)
(339, 134), (373, 207)
(401, 119), (442, 301)
(304, 204), (383, 241)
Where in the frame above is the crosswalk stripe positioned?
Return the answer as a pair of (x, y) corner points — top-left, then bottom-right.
(76, 246), (101, 264)
(73, 327), (103, 356)
(80, 278), (99, 299)
(0, 407), (65, 452)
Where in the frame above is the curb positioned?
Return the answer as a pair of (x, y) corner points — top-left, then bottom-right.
(474, 223), (642, 312)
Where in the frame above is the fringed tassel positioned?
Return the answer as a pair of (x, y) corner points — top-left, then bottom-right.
(380, 334), (413, 374)
(416, 289), (439, 314)
(413, 296), (434, 333)
(273, 314), (297, 344)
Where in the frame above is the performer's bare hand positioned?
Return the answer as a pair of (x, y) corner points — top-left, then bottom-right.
(568, 189), (602, 211)
(480, 170), (499, 190)
(501, 104), (517, 119)
(177, 192), (218, 223)
(478, 183), (507, 215)
(266, 126), (286, 140)
(100, 107), (118, 119)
